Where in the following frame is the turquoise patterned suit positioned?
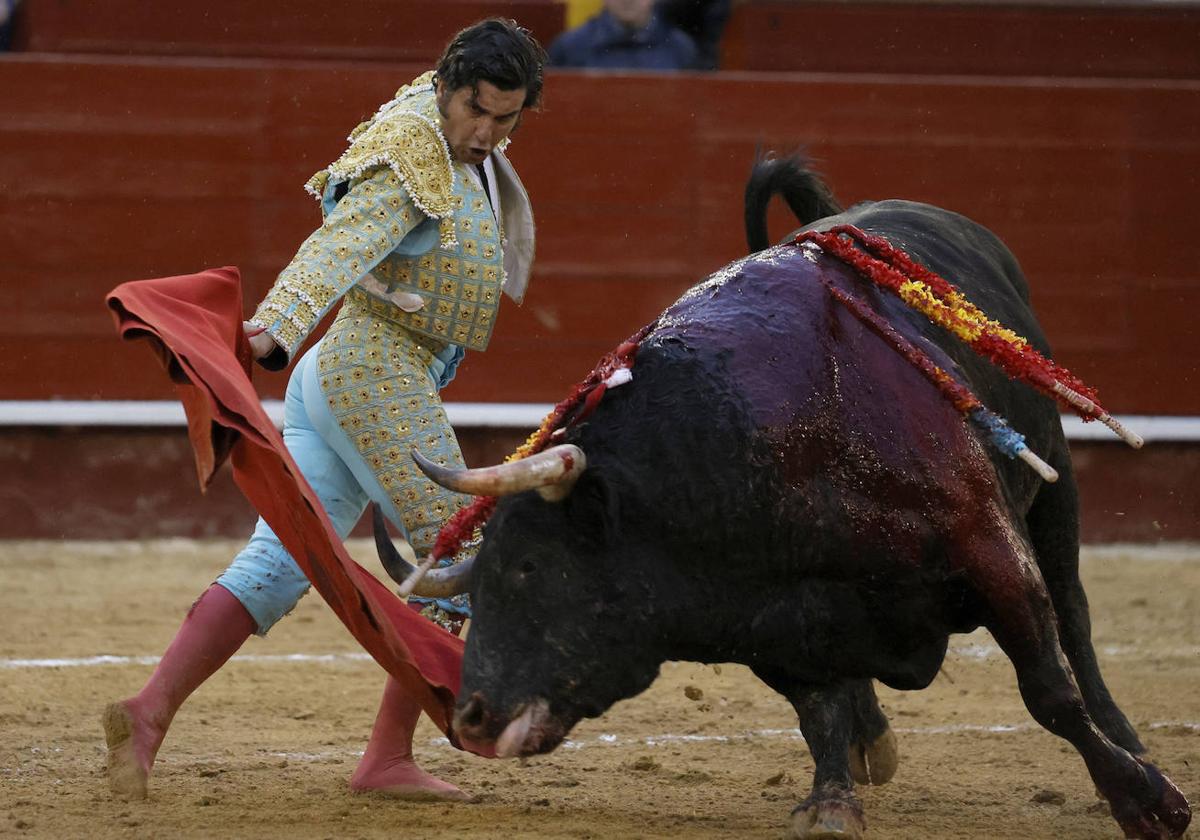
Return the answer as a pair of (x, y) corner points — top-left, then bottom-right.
(219, 73), (534, 634)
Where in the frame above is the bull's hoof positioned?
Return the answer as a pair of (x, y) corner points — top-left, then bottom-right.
(1109, 762), (1191, 839)
(789, 795), (865, 839)
(848, 726), (898, 786)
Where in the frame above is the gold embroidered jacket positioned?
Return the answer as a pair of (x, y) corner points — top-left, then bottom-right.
(249, 72), (535, 361)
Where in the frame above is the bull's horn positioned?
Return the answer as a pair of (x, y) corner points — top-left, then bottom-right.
(412, 444), (587, 502)
(371, 504), (474, 598)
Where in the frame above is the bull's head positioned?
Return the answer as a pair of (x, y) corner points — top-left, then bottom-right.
(374, 445), (587, 600)
(377, 444), (665, 758)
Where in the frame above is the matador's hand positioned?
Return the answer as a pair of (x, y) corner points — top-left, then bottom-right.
(243, 321), (281, 360)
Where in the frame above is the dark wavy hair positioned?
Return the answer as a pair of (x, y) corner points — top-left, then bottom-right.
(435, 19), (547, 109)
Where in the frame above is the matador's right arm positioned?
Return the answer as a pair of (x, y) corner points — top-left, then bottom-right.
(248, 167), (425, 367)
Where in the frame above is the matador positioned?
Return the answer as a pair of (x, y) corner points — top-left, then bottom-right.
(103, 18), (546, 803)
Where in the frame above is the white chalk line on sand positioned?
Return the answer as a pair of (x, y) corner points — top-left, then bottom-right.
(948, 642), (1200, 660)
(127, 719), (1200, 767)
(6, 643), (1200, 670)
(5, 723), (1200, 778)
(0, 652), (374, 669)
(20, 718), (1182, 771)
(521, 720), (1200, 752)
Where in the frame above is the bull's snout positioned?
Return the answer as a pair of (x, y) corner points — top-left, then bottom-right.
(453, 691), (499, 757)
(452, 692), (561, 759)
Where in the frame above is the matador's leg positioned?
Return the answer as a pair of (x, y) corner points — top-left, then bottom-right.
(315, 308), (470, 554)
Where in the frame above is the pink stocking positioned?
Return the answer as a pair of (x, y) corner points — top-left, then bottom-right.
(103, 584), (256, 799)
(350, 675), (470, 800)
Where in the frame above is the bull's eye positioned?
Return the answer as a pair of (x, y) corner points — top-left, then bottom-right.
(509, 557), (537, 585)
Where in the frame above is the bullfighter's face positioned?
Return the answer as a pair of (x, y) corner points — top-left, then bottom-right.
(436, 79), (526, 166)
(451, 490), (662, 757)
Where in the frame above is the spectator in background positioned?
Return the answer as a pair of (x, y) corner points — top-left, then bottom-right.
(0, 0), (20, 51)
(657, 0), (730, 70)
(549, 0), (699, 71)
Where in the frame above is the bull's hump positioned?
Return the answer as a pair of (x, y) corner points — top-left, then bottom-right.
(656, 246), (830, 350)
(650, 243), (985, 486)
(654, 245), (865, 418)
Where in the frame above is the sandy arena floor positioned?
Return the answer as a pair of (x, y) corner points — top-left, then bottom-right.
(1, 539), (1196, 839)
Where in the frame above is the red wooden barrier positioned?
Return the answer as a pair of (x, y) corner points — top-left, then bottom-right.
(2, 57), (1197, 415)
(721, 1), (1200, 79)
(5, 429), (1195, 542)
(14, 0), (1198, 81)
(10, 0), (565, 64)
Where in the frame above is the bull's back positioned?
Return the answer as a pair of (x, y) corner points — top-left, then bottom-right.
(815, 200), (1035, 309)
(805, 201), (1058, 428)
(646, 244), (1003, 560)
(805, 199), (1068, 507)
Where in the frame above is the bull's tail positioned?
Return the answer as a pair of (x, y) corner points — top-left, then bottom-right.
(744, 151), (843, 253)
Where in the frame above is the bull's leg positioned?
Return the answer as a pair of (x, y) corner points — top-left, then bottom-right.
(752, 667), (868, 840)
(1025, 464), (1143, 752)
(961, 522), (1190, 839)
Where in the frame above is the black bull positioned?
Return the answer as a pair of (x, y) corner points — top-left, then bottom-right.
(389, 157), (1191, 839)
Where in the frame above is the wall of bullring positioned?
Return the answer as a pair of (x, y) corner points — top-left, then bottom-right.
(1, 1), (1196, 540)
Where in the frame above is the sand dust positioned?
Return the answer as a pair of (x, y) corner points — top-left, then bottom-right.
(2, 539), (1196, 839)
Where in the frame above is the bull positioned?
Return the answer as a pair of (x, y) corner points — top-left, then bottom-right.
(379, 156), (1190, 839)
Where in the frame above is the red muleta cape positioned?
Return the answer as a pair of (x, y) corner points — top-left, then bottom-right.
(106, 266), (465, 740)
